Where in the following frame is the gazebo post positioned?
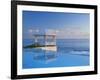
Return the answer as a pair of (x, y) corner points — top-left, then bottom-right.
(34, 35), (38, 44)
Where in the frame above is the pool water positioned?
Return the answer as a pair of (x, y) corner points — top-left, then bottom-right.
(23, 39), (89, 69)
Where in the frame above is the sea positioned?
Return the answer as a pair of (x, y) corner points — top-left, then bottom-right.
(23, 39), (90, 69)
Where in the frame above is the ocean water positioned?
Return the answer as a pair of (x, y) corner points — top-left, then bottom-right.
(23, 39), (90, 69)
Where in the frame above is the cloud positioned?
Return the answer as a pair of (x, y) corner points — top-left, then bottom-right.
(56, 28), (89, 39)
(23, 27), (89, 39)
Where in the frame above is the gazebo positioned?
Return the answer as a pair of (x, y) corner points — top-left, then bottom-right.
(33, 34), (57, 51)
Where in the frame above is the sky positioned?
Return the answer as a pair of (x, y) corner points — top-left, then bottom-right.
(23, 11), (90, 39)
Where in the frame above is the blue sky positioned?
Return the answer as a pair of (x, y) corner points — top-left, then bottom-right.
(23, 11), (90, 39)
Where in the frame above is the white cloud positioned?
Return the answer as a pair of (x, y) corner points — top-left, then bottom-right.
(56, 28), (89, 39)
